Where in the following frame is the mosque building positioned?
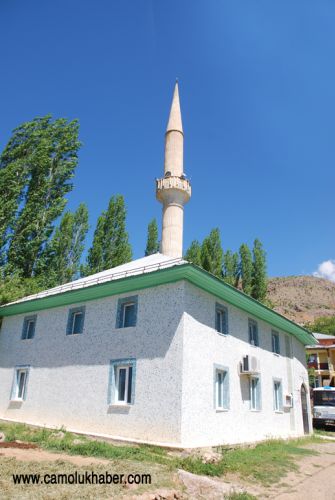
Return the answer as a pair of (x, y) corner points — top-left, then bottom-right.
(0, 84), (313, 447)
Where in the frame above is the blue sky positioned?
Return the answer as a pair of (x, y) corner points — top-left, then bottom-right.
(1, 1), (334, 278)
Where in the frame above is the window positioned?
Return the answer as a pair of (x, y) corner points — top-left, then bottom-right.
(116, 296), (138, 328)
(273, 380), (283, 411)
(21, 315), (37, 340)
(250, 376), (261, 410)
(11, 367), (29, 401)
(248, 319), (259, 346)
(109, 358), (136, 405)
(272, 331), (280, 354)
(215, 303), (228, 335)
(214, 367), (229, 410)
(66, 307), (85, 335)
(115, 366), (133, 404)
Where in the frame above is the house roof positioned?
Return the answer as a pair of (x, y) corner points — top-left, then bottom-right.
(0, 254), (314, 346)
(313, 332), (335, 340)
(3, 253), (184, 306)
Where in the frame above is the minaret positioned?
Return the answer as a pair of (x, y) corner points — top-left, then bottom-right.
(156, 82), (191, 258)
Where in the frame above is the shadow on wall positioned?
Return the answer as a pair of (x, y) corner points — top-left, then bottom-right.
(0, 300), (184, 370)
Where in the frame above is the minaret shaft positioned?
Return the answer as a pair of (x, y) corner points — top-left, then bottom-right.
(156, 82), (191, 259)
(164, 130), (183, 176)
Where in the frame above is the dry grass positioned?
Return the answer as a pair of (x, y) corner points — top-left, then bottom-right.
(0, 456), (177, 499)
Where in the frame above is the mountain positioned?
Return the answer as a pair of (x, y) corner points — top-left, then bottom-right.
(267, 276), (335, 325)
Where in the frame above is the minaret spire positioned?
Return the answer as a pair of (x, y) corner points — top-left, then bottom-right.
(166, 81), (183, 134)
(156, 82), (191, 258)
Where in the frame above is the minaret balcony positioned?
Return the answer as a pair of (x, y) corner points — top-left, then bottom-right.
(156, 176), (191, 203)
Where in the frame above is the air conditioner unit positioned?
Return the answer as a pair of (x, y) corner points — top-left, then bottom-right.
(240, 355), (260, 375)
(284, 394), (293, 408)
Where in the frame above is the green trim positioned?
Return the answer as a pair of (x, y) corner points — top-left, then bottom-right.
(0, 263), (314, 345)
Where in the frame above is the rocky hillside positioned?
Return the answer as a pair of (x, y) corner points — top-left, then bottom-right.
(267, 276), (335, 325)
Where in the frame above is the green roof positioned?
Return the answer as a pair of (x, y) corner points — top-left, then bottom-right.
(0, 263), (313, 345)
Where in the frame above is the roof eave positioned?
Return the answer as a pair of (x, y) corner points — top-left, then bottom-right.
(0, 263), (314, 345)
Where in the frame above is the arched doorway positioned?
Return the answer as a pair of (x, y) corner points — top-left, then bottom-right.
(301, 384), (310, 434)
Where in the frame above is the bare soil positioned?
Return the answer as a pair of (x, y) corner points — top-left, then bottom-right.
(267, 275), (335, 324)
(1, 440), (335, 498)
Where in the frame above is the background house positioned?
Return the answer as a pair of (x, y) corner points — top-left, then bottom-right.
(306, 333), (335, 388)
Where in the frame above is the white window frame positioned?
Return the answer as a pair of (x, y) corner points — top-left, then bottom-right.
(122, 302), (135, 328)
(272, 331), (280, 354)
(26, 320), (35, 339)
(115, 365), (132, 405)
(22, 316), (36, 340)
(11, 367), (29, 401)
(250, 376), (260, 411)
(215, 369), (228, 410)
(216, 305), (228, 335)
(71, 311), (83, 334)
(248, 319), (259, 347)
(274, 381), (280, 411)
(273, 380), (283, 412)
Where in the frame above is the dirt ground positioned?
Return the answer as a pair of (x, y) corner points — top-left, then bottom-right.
(0, 440), (335, 499)
(232, 441), (335, 500)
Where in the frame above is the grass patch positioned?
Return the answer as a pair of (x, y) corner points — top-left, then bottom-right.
(218, 438), (318, 485)
(314, 428), (335, 438)
(0, 422), (320, 484)
(225, 493), (258, 500)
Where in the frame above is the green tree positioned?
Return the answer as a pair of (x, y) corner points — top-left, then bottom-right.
(145, 219), (159, 256)
(222, 250), (239, 287)
(40, 203), (89, 286)
(184, 240), (202, 266)
(305, 316), (335, 335)
(84, 213), (106, 275)
(201, 228), (223, 278)
(239, 243), (253, 295)
(0, 275), (45, 306)
(5, 116), (81, 278)
(0, 132), (30, 266)
(85, 195), (132, 275)
(252, 238), (267, 302)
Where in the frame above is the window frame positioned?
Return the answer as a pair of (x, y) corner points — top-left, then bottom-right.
(21, 315), (37, 340)
(250, 376), (261, 411)
(109, 358), (136, 406)
(273, 378), (283, 412)
(272, 330), (280, 355)
(116, 296), (138, 329)
(214, 365), (230, 411)
(115, 365), (133, 404)
(66, 306), (85, 335)
(248, 319), (259, 347)
(122, 302), (136, 328)
(11, 366), (30, 401)
(215, 303), (228, 335)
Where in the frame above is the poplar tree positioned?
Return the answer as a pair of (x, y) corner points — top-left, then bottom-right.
(103, 195), (132, 269)
(201, 228), (223, 278)
(84, 213), (106, 275)
(5, 116), (81, 277)
(0, 135), (30, 267)
(145, 219), (159, 256)
(185, 240), (202, 266)
(41, 203), (89, 286)
(222, 250), (239, 287)
(239, 243), (253, 295)
(85, 195), (132, 275)
(252, 238), (267, 302)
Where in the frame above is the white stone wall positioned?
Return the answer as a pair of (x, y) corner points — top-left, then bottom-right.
(0, 279), (311, 447)
(180, 282), (311, 447)
(0, 282), (185, 445)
